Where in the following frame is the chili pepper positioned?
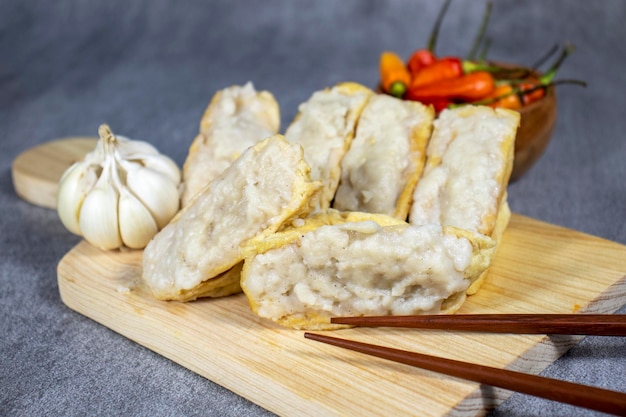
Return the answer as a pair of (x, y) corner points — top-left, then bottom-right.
(486, 84), (523, 109)
(472, 78), (586, 110)
(410, 57), (461, 88)
(518, 78), (586, 106)
(498, 43), (577, 106)
(478, 83), (540, 110)
(407, 71), (496, 102)
(406, 0), (451, 74)
(404, 96), (452, 114)
(518, 80), (545, 105)
(407, 50), (436, 74)
(430, 98), (452, 113)
(520, 44), (576, 104)
(410, 57), (497, 89)
(380, 51), (411, 98)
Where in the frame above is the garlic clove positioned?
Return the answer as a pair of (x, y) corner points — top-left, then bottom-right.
(57, 162), (98, 235)
(136, 153), (182, 185)
(79, 185), (123, 250)
(117, 136), (161, 158)
(118, 189), (159, 249)
(126, 166), (180, 229)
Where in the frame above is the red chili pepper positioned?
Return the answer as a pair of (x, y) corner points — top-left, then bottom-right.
(430, 98), (452, 113)
(518, 44), (577, 105)
(518, 80), (545, 105)
(410, 0), (494, 84)
(485, 44), (578, 107)
(406, 0), (451, 74)
(410, 57), (462, 88)
(407, 49), (437, 74)
(407, 71), (496, 102)
(471, 78), (585, 110)
(410, 57), (496, 89)
(412, 58), (461, 88)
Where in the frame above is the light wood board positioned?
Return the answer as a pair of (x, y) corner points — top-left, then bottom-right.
(12, 137), (98, 208)
(57, 214), (626, 417)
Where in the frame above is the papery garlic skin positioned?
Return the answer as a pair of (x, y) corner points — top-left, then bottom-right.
(56, 124), (181, 250)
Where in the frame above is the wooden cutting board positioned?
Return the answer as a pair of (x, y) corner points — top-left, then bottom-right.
(12, 137), (98, 209)
(16, 139), (626, 416)
(55, 217), (626, 416)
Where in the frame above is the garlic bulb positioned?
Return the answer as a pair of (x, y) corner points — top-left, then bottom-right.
(57, 124), (181, 250)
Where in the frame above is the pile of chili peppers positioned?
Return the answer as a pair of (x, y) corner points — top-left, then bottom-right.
(379, 0), (585, 113)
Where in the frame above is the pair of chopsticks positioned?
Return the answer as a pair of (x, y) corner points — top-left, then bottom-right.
(304, 314), (626, 415)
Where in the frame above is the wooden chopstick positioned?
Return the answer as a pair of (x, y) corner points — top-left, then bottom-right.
(304, 332), (626, 415)
(330, 314), (626, 336)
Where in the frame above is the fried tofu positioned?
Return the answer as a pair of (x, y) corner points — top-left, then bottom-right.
(333, 94), (434, 219)
(284, 82), (373, 210)
(181, 82), (280, 206)
(142, 135), (321, 301)
(241, 210), (495, 330)
(409, 105), (520, 293)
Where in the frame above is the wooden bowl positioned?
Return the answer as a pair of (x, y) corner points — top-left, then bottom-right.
(509, 85), (557, 181)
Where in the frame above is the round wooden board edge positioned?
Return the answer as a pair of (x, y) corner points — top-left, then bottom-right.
(11, 137), (98, 209)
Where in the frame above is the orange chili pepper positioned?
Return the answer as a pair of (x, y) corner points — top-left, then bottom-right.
(485, 45), (577, 109)
(410, 57), (499, 90)
(380, 51), (411, 98)
(475, 79), (585, 109)
(407, 71), (496, 102)
(518, 79), (546, 105)
(410, 57), (463, 89)
(487, 84), (522, 109)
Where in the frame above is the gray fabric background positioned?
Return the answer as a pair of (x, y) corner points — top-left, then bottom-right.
(2, 1), (625, 416)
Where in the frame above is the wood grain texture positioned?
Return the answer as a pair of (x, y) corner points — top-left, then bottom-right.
(303, 332), (626, 415)
(11, 137), (98, 208)
(57, 214), (626, 417)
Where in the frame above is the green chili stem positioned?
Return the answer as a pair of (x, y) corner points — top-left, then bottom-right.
(540, 44), (576, 84)
(530, 43), (559, 70)
(467, 0), (493, 60)
(478, 36), (492, 61)
(428, 0), (452, 54)
(462, 60), (502, 74)
(388, 82), (407, 98)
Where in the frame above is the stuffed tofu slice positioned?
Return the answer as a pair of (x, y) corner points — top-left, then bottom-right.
(241, 210), (495, 330)
(284, 82), (373, 211)
(333, 94), (434, 219)
(409, 105), (520, 294)
(142, 135), (321, 301)
(182, 82), (280, 206)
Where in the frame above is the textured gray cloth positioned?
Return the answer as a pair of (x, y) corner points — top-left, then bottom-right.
(2, 1), (625, 416)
